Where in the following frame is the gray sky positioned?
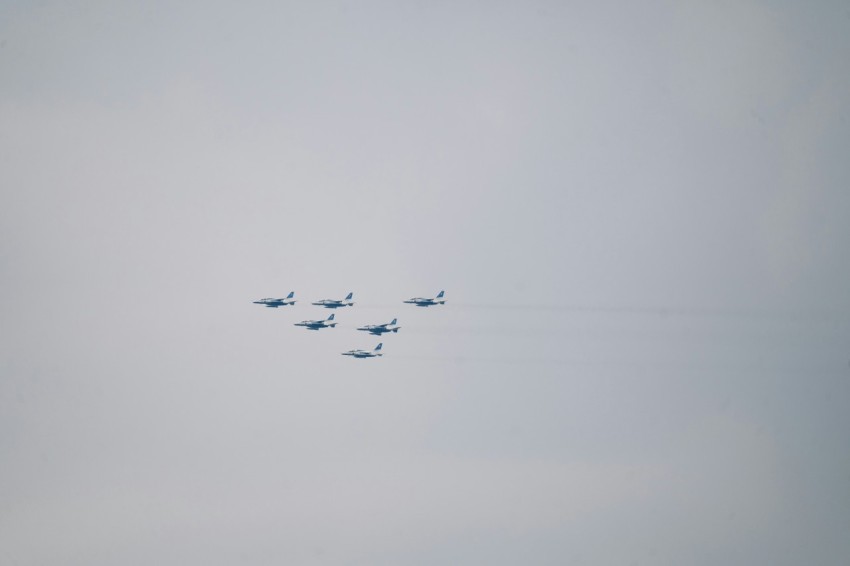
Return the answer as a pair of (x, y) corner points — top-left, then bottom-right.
(2, 1), (849, 564)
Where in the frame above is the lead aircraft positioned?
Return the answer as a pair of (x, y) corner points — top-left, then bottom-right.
(404, 290), (445, 307)
(342, 343), (383, 358)
(357, 318), (400, 336)
(312, 292), (354, 308)
(253, 292), (296, 307)
(294, 313), (337, 330)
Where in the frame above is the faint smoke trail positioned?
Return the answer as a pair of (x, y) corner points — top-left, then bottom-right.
(391, 354), (573, 366)
(449, 303), (849, 322)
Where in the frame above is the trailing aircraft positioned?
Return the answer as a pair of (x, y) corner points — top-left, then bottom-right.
(253, 292), (296, 307)
(404, 290), (445, 307)
(342, 343), (383, 358)
(312, 292), (354, 308)
(294, 313), (338, 330)
(357, 318), (400, 336)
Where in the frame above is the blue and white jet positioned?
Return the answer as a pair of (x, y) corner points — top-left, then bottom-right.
(312, 292), (354, 308)
(357, 318), (400, 336)
(404, 290), (445, 307)
(253, 292), (296, 308)
(294, 313), (338, 330)
(342, 343), (383, 358)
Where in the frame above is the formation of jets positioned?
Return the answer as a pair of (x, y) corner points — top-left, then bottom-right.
(253, 290), (445, 358)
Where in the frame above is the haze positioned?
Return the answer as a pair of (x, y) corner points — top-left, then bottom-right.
(2, 1), (849, 564)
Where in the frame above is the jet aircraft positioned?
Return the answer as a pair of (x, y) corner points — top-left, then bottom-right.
(342, 343), (383, 358)
(357, 318), (400, 336)
(404, 290), (445, 307)
(253, 292), (296, 307)
(294, 313), (338, 330)
(312, 292), (354, 308)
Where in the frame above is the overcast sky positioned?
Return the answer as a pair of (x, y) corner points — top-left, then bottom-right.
(2, 1), (849, 564)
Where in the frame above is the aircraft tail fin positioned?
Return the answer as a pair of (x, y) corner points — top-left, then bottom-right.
(286, 291), (294, 299)
(436, 290), (445, 298)
(328, 313), (335, 321)
(375, 343), (383, 351)
(390, 318), (397, 325)
(345, 292), (353, 300)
